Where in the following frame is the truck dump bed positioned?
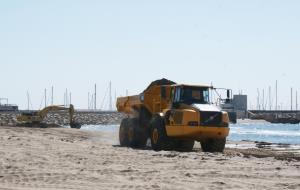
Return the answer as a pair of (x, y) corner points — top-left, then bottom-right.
(116, 78), (176, 115)
(116, 95), (143, 114)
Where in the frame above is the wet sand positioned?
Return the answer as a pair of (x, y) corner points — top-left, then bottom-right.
(0, 126), (299, 190)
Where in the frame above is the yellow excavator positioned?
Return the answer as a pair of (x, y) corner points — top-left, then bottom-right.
(17, 104), (81, 128)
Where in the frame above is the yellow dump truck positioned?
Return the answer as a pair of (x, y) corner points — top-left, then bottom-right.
(116, 79), (230, 152)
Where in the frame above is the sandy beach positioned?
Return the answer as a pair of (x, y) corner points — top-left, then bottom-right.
(0, 126), (299, 190)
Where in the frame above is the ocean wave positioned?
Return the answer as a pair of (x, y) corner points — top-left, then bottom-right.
(230, 129), (300, 137)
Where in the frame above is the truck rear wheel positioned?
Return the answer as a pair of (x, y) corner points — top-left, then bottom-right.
(174, 140), (195, 152)
(150, 115), (174, 151)
(127, 118), (147, 148)
(200, 138), (226, 153)
(119, 118), (130, 147)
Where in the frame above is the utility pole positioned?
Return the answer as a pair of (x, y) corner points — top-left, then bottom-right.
(44, 88), (47, 108)
(51, 86), (54, 105)
(109, 81), (112, 111)
(94, 84), (97, 110)
(275, 80), (278, 110)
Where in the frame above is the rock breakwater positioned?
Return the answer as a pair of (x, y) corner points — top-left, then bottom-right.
(0, 111), (126, 126)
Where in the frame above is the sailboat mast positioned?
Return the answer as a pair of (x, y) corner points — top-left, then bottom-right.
(44, 89), (47, 107)
(275, 80), (278, 110)
(291, 88), (293, 111)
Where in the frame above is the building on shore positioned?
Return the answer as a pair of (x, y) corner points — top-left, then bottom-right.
(233, 95), (248, 119)
(220, 94), (248, 123)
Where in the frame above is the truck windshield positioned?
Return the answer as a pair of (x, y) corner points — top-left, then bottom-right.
(174, 87), (210, 105)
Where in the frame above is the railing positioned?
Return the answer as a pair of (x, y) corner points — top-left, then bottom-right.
(0, 104), (18, 107)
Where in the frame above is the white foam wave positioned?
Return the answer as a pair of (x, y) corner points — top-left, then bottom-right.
(230, 128), (300, 137)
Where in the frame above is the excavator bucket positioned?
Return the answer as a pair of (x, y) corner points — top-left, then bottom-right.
(70, 122), (81, 129)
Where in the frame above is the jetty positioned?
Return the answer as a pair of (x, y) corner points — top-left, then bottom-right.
(248, 110), (300, 124)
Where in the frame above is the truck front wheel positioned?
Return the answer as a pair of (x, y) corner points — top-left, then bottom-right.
(200, 138), (226, 153)
(150, 115), (174, 151)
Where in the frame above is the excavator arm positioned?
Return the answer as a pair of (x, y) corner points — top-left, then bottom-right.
(17, 104), (81, 128)
(38, 105), (74, 123)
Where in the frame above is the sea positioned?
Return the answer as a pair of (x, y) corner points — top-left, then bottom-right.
(81, 122), (300, 145)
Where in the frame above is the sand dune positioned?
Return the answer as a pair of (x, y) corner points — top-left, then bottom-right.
(0, 126), (299, 190)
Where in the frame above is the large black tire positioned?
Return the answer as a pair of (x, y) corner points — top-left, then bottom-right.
(127, 118), (148, 148)
(174, 140), (195, 152)
(200, 138), (226, 153)
(119, 118), (130, 147)
(70, 122), (81, 129)
(150, 115), (174, 151)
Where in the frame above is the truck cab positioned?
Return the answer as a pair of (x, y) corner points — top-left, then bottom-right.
(162, 85), (229, 140)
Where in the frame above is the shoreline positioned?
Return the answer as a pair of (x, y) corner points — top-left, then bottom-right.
(0, 125), (299, 189)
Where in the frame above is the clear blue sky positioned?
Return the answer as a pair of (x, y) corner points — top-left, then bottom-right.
(0, 0), (299, 110)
